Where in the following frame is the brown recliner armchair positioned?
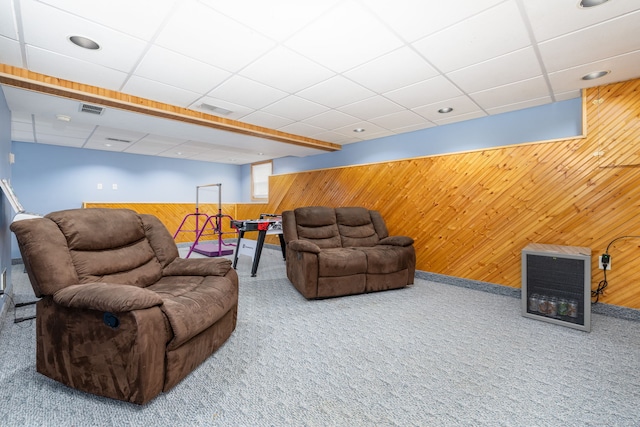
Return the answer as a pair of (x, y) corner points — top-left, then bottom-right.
(10, 208), (238, 404)
(282, 206), (415, 299)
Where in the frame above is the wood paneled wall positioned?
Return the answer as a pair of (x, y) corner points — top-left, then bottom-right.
(82, 202), (276, 244)
(85, 78), (640, 309)
(261, 79), (640, 309)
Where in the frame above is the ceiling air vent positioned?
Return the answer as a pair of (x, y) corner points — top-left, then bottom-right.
(199, 103), (233, 115)
(105, 137), (132, 143)
(79, 103), (105, 115)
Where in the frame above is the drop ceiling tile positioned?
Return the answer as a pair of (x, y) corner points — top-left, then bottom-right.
(239, 46), (335, 94)
(25, 46), (129, 90)
(297, 75), (375, 109)
(393, 122), (436, 134)
(10, 111), (33, 124)
(206, 75), (288, 110)
(155, 1), (275, 72)
(554, 90), (582, 102)
(35, 134), (86, 147)
(370, 110), (427, 131)
(33, 119), (94, 138)
(344, 47), (439, 94)
(240, 111), (295, 129)
(12, 130), (35, 143)
(122, 75), (202, 107)
(134, 45), (231, 94)
(413, 95), (483, 121)
(0, 36), (23, 67)
(539, 12), (640, 72)
(364, 0), (504, 42)
(433, 110), (487, 126)
(173, 140), (217, 153)
(200, 0), (340, 42)
(284, 0), (403, 73)
(190, 150), (248, 163)
(0, 0), (17, 39)
(20, 0), (149, 73)
(37, 0), (177, 40)
(261, 96), (329, 122)
(413, 1), (530, 73)
(312, 130), (360, 145)
(302, 110), (361, 130)
(123, 144), (167, 155)
(11, 120), (33, 133)
(447, 47), (543, 94)
(470, 76), (550, 110)
(523, 0), (640, 42)
(339, 96), (405, 120)
(384, 76), (463, 110)
(548, 50), (640, 94)
(124, 135), (186, 155)
(278, 122), (325, 138)
(486, 96), (552, 116)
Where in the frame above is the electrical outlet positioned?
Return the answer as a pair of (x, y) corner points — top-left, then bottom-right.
(598, 255), (611, 270)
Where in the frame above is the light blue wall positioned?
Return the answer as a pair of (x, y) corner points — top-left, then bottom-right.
(0, 88), (13, 315)
(274, 97), (583, 174)
(10, 142), (243, 258)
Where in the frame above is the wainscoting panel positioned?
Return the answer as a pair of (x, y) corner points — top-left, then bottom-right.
(82, 202), (237, 243)
(82, 202), (278, 245)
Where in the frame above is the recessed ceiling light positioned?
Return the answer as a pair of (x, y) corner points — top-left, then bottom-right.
(56, 114), (71, 122)
(438, 107), (454, 114)
(578, 0), (609, 8)
(582, 70), (610, 80)
(353, 128), (365, 133)
(104, 143), (112, 147)
(68, 35), (100, 50)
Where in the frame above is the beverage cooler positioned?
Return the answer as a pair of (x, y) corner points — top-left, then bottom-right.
(521, 243), (592, 332)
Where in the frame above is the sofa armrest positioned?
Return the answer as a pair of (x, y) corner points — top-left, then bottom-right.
(53, 283), (163, 312)
(378, 236), (414, 247)
(162, 257), (232, 277)
(288, 239), (321, 254)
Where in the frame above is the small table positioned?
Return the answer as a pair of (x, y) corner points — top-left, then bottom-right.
(231, 217), (285, 277)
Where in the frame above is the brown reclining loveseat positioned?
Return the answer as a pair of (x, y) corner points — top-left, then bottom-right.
(10, 208), (238, 404)
(282, 206), (415, 299)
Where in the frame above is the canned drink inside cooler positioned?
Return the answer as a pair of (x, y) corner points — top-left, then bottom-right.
(528, 293), (539, 312)
(568, 300), (578, 318)
(547, 297), (558, 316)
(558, 298), (569, 316)
(537, 295), (549, 314)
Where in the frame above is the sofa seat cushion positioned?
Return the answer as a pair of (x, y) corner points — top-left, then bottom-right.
(147, 276), (237, 350)
(318, 248), (367, 277)
(356, 246), (410, 274)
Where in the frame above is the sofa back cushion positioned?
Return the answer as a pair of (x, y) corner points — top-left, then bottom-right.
(293, 206), (342, 248)
(336, 207), (380, 247)
(46, 208), (163, 287)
